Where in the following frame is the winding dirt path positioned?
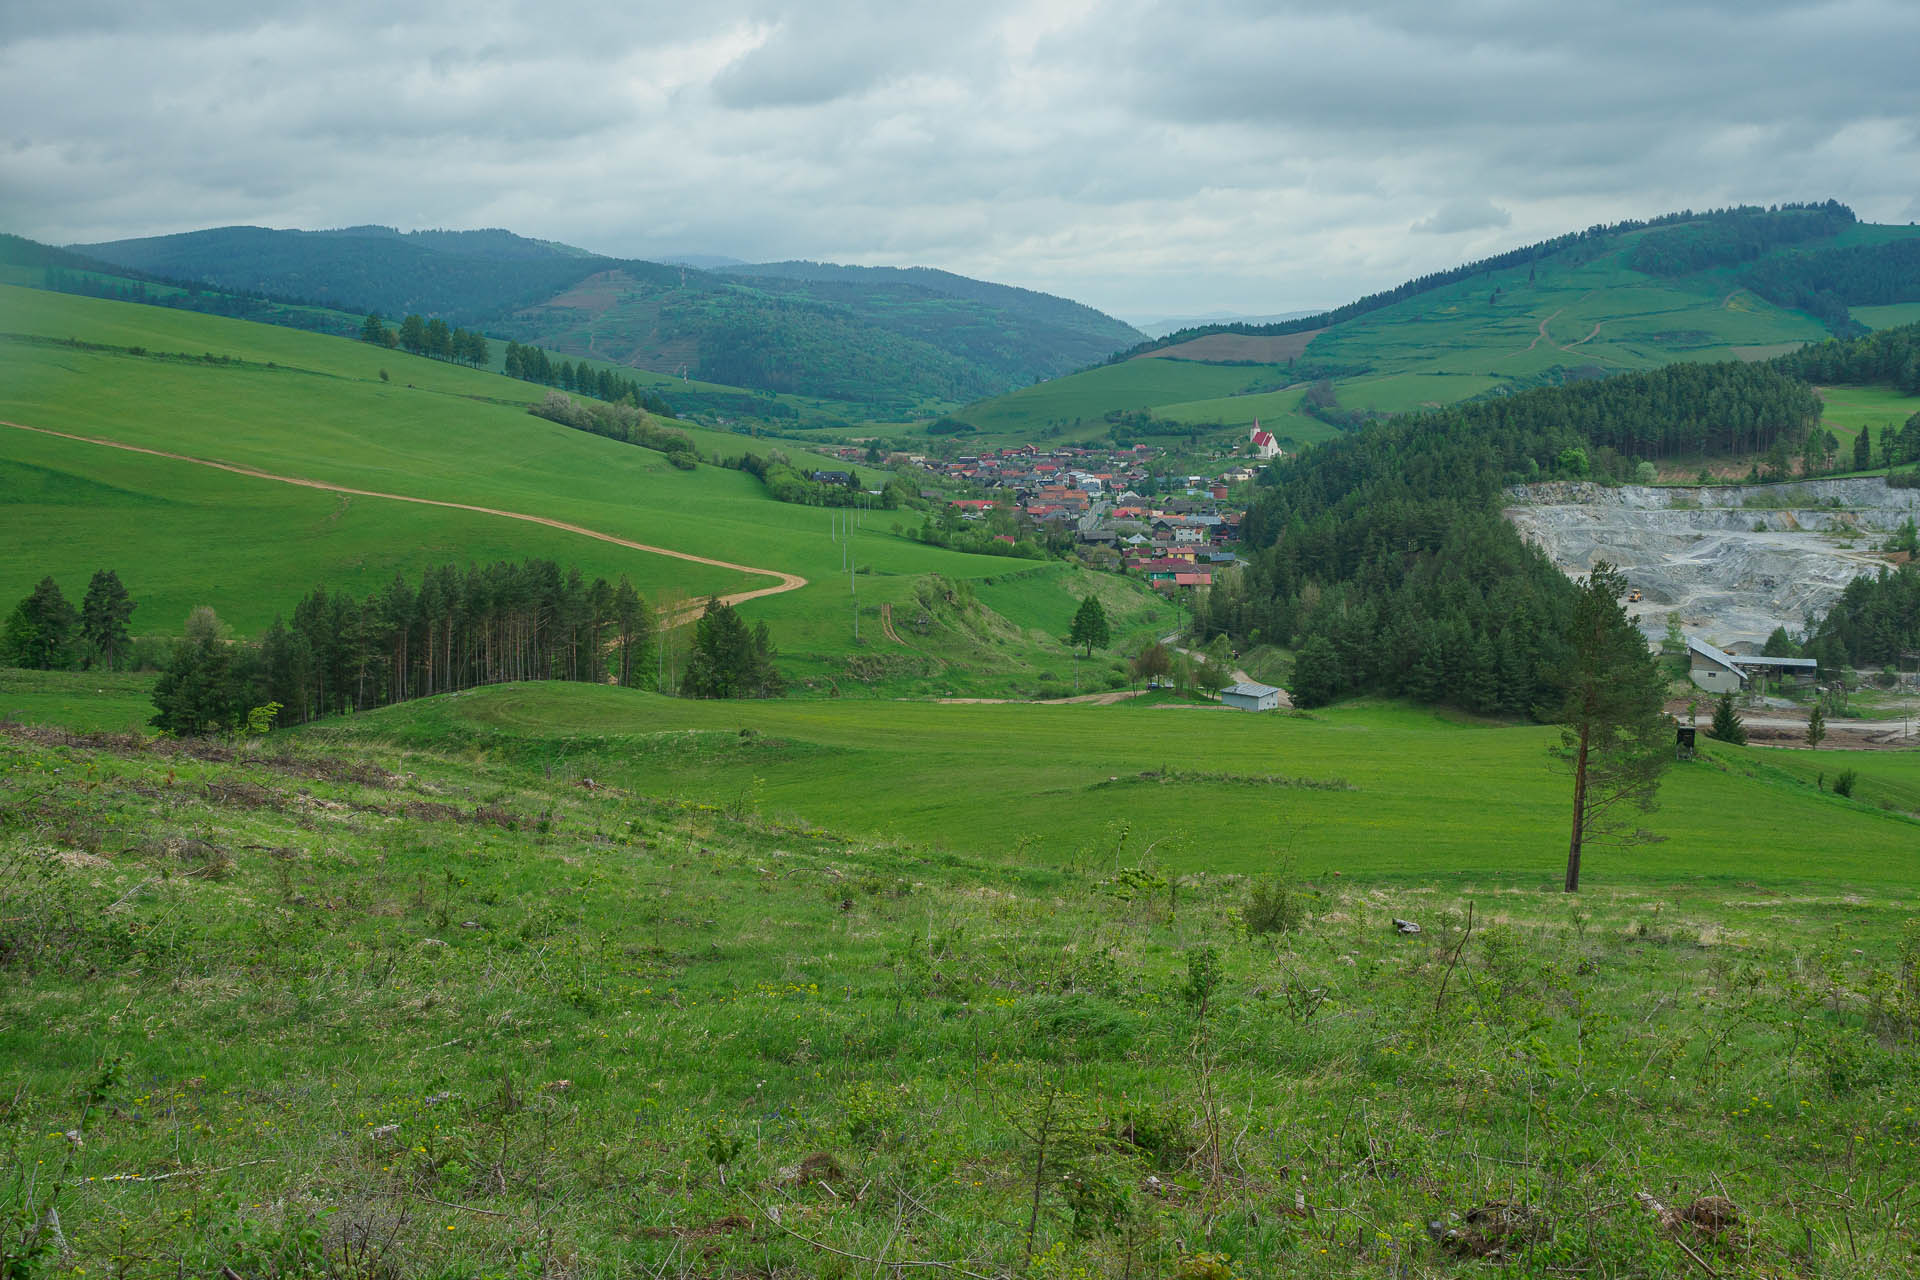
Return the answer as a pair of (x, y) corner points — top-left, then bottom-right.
(1, 420), (806, 627)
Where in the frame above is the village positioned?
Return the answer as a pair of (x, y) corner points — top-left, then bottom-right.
(817, 423), (1289, 595)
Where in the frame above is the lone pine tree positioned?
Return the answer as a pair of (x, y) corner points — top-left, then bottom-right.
(1556, 562), (1672, 892)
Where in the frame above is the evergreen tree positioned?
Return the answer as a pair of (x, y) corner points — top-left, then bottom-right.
(681, 599), (784, 699)
(359, 312), (391, 346)
(1289, 635), (1340, 708)
(1807, 700), (1827, 748)
(1852, 426), (1873, 472)
(2, 576), (79, 669)
(150, 610), (238, 736)
(610, 576), (655, 688)
(1556, 563), (1671, 892)
(1069, 596), (1110, 657)
(1707, 692), (1748, 744)
(79, 569), (136, 670)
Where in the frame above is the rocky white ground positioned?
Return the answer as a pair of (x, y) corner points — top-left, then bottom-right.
(1505, 478), (1920, 650)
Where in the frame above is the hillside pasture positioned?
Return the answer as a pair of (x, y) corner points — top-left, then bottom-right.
(1135, 329), (1323, 363)
(323, 683), (1920, 889)
(7, 719), (1918, 1278)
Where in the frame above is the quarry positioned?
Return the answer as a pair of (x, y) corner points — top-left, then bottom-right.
(1505, 477), (1920, 651)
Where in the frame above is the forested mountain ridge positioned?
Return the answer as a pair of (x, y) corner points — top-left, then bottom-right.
(62, 225), (1140, 411)
(953, 202), (1920, 450)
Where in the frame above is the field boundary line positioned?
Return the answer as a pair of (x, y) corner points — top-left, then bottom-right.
(0, 419), (806, 623)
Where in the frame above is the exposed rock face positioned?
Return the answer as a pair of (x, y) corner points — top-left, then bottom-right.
(1505, 478), (1919, 650)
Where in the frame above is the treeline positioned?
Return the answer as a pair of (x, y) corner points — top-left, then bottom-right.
(1109, 206), (1800, 360)
(1772, 320), (1920, 395)
(722, 451), (905, 508)
(1203, 358), (1827, 711)
(1804, 565), (1920, 670)
(528, 392), (698, 468)
(39, 267), (354, 339)
(1744, 240), (1920, 336)
(360, 312), (489, 366)
(1467, 360), (1822, 463)
(2, 571), (137, 672)
(149, 560), (659, 735)
(502, 340), (675, 415)
(1626, 202), (1855, 276)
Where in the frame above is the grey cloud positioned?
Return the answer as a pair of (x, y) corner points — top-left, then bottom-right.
(1411, 199), (1510, 235)
(2, 0), (1916, 317)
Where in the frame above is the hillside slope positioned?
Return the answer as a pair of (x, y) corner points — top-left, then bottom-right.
(952, 204), (1920, 451)
(67, 226), (1141, 411)
(0, 286), (1175, 694)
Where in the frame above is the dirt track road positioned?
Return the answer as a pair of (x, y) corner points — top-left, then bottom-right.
(1, 420), (807, 627)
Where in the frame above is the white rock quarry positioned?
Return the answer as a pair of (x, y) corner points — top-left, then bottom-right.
(1505, 478), (1919, 650)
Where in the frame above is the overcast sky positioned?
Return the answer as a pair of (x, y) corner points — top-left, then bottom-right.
(4, 0), (1916, 321)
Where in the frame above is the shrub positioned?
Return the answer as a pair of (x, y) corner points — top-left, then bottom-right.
(1834, 768), (1858, 798)
(1242, 871), (1308, 935)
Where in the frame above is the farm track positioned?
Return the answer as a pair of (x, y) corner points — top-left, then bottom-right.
(879, 602), (907, 646)
(0, 420), (806, 628)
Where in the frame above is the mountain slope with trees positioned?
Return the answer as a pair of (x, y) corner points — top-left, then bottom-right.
(62, 226), (1140, 411)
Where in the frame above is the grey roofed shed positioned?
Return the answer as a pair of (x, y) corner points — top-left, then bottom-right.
(1220, 681), (1282, 712)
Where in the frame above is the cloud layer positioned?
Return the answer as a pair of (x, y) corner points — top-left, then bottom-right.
(4, 0), (1915, 318)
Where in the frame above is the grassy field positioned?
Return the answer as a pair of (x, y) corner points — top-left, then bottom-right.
(1853, 303), (1920, 331)
(294, 683), (1920, 889)
(1815, 383), (1920, 454)
(0, 667), (154, 733)
(957, 360), (1292, 441)
(5, 712), (1917, 1278)
(0, 286), (1176, 693)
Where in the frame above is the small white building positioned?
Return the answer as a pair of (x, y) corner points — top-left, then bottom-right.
(1221, 681), (1283, 712)
(1249, 422), (1283, 461)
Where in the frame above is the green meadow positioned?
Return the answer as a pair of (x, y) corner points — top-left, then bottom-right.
(0, 286), (1175, 690)
(312, 683), (1920, 889)
(958, 359), (1292, 440)
(6, 703), (1917, 1278)
(1816, 383), (1920, 452)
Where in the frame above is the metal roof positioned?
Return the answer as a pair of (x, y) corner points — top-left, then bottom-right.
(1223, 682), (1282, 699)
(1686, 637), (1741, 670)
(1732, 654), (1818, 669)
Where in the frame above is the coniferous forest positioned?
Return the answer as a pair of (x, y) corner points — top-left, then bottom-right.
(150, 561), (659, 734)
(1197, 356), (1840, 711)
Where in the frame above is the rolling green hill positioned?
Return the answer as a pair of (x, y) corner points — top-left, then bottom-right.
(0, 286), (1174, 694)
(324, 680), (1920, 884)
(64, 226), (1140, 413)
(947, 204), (1920, 452)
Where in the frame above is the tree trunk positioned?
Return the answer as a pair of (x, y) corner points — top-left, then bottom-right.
(1565, 722), (1590, 892)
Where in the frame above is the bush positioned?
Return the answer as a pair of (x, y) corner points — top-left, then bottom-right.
(1242, 869), (1308, 935)
(1834, 768), (1858, 798)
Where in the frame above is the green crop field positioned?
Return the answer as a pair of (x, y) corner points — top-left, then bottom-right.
(310, 682), (1920, 888)
(957, 359), (1292, 440)
(7, 697), (1918, 1277)
(0, 286), (1176, 692)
